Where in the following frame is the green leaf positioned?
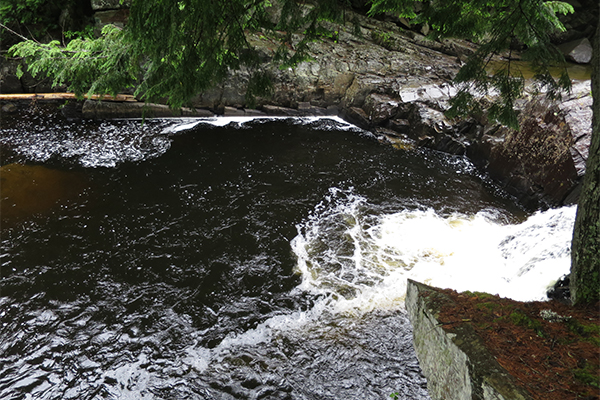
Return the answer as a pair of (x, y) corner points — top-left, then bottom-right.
(15, 64), (23, 79)
(543, 1), (575, 15)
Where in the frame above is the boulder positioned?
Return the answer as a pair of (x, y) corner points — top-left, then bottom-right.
(1, 103), (18, 114)
(342, 106), (371, 129)
(408, 103), (452, 140)
(434, 134), (467, 156)
(388, 118), (411, 134)
(94, 9), (130, 31)
(558, 37), (593, 64)
(363, 93), (402, 125)
(406, 280), (533, 400)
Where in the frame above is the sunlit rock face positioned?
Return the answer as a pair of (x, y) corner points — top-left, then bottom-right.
(0, 163), (88, 227)
(559, 38), (593, 64)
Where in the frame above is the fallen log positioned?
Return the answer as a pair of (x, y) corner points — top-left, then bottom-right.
(0, 93), (137, 102)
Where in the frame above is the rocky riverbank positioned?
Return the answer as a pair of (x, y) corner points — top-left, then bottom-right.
(1, 1), (595, 210)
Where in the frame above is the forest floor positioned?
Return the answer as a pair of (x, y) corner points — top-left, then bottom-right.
(437, 289), (599, 399)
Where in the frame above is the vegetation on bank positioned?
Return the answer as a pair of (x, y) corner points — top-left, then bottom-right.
(0, 0), (577, 127)
(439, 288), (600, 399)
(0, 0), (93, 47)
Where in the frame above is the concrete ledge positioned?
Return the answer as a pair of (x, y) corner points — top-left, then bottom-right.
(406, 279), (533, 400)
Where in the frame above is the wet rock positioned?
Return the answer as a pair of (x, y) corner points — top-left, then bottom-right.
(243, 108), (267, 116)
(60, 101), (85, 119)
(94, 9), (130, 31)
(408, 103), (452, 140)
(363, 93), (401, 125)
(418, 135), (435, 148)
(397, 83), (456, 109)
(547, 275), (571, 304)
(331, 73), (355, 102)
(297, 101), (329, 116)
(223, 106), (245, 116)
(262, 105), (301, 116)
(342, 106), (371, 129)
(473, 91), (588, 208)
(418, 133), (467, 155)
(81, 100), (214, 118)
(558, 38), (593, 64)
(434, 134), (467, 156)
(1, 103), (18, 114)
(388, 118), (411, 134)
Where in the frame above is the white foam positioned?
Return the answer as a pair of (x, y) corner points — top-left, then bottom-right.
(163, 116), (359, 133)
(292, 190), (576, 306)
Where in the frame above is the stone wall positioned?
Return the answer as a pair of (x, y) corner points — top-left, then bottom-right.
(405, 279), (533, 400)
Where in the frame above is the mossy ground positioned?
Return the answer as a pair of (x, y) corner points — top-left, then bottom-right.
(437, 289), (600, 399)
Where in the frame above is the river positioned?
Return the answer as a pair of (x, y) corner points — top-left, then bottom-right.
(0, 107), (575, 399)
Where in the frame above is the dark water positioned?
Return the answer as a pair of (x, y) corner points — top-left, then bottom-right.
(0, 109), (524, 400)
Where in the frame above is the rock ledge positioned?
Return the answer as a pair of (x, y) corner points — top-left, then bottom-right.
(405, 279), (533, 400)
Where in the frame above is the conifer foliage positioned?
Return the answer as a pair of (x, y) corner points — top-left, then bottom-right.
(370, 0), (575, 128)
(4, 0), (350, 107)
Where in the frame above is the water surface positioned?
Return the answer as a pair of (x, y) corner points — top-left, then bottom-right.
(0, 110), (573, 399)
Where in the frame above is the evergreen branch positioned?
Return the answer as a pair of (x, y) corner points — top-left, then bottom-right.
(518, 0), (547, 45)
(0, 22), (32, 42)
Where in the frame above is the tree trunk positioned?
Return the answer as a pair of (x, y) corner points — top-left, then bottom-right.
(570, 23), (600, 305)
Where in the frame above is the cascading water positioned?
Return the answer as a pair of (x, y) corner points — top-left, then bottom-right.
(0, 109), (575, 400)
(292, 189), (575, 305)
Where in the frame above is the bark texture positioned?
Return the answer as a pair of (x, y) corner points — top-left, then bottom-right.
(570, 23), (600, 305)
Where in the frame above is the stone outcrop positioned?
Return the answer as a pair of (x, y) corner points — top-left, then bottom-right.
(91, 0), (130, 33)
(405, 279), (533, 400)
(91, 0), (131, 10)
(468, 81), (592, 209)
(80, 100), (215, 119)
